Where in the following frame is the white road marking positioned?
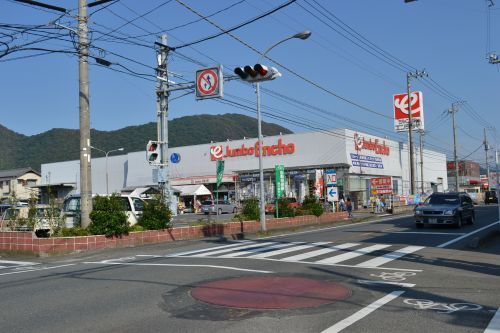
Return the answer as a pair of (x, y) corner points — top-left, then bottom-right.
(485, 307), (500, 333)
(192, 242), (276, 257)
(0, 264), (76, 276)
(316, 244), (391, 265)
(388, 232), (466, 235)
(321, 290), (405, 332)
(246, 242), (331, 259)
(0, 266), (7, 269)
(166, 241), (254, 257)
(218, 242), (295, 258)
(355, 246), (424, 268)
(437, 220), (500, 248)
(0, 260), (39, 266)
(84, 261), (273, 273)
(280, 243), (359, 261)
(357, 280), (415, 287)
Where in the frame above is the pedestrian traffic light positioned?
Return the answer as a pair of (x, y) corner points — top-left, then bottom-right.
(234, 64), (281, 83)
(146, 140), (160, 164)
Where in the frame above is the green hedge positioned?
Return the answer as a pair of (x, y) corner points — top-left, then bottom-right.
(88, 195), (129, 237)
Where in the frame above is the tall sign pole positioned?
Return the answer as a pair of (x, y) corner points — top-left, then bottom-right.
(157, 35), (171, 210)
(484, 128), (490, 189)
(78, 0), (92, 228)
(406, 70), (427, 195)
(419, 130), (425, 194)
(449, 104), (459, 192)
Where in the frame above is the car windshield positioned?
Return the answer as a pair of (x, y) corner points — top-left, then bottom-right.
(427, 195), (459, 205)
(202, 201), (213, 205)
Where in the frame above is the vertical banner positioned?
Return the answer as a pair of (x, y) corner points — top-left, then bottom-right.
(314, 170), (324, 198)
(275, 165), (285, 199)
(216, 160), (225, 189)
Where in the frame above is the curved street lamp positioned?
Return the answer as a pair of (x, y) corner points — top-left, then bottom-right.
(255, 31), (312, 231)
(90, 146), (125, 194)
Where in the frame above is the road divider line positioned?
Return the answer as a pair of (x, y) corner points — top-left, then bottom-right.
(485, 307), (500, 333)
(357, 280), (415, 287)
(389, 232), (466, 235)
(321, 290), (405, 333)
(0, 264), (76, 276)
(437, 220), (500, 248)
(84, 261), (273, 273)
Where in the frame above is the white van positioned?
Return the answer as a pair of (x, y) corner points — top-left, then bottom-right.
(61, 194), (145, 228)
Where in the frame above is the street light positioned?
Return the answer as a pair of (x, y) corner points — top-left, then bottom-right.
(255, 31), (311, 231)
(90, 146), (124, 195)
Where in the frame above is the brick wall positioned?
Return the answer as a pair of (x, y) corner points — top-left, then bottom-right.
(0, 212), (347, 256)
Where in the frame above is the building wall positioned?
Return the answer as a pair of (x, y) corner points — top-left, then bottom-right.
(0, 171), (40, 201)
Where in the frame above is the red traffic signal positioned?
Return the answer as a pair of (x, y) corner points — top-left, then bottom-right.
(146, 140), (160, 164)
(234, 64), (281, 83)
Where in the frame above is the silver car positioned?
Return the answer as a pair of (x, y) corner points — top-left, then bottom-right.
(201, 200), (237, 215)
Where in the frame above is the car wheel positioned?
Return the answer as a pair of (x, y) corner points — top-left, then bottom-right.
(416, 223), (424, 229)
(233, 207), (237, 213)
(456, 215), (462, 228)
(218, 208), (222, 215)
(469, 213), (475, 225)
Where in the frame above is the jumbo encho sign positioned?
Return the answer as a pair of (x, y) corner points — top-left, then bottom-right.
(393, 91), (424, 132)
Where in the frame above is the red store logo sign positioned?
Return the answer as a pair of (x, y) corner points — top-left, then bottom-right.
(354, 133), (390, 156)
(210, 139), (295, 161)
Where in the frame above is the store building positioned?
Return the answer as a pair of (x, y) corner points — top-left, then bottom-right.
(40, 128), (448, 209)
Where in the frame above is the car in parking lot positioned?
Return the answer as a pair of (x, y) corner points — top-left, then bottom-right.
(201, 200), (237, 215)
(414, 192), (475, 228)
(484, 190), (498, 204)
(61, 194), (145, 227)
(265, 197), (300, 213)
(0, 205), (60, 236)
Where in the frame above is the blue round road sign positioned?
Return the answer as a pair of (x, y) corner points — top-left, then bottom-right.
(170, 153), (181, 164)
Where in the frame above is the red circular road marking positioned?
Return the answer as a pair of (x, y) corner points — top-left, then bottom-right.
(191, 276), (351, 310)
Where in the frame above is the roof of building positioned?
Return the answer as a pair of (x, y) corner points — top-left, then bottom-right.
(0, 167), (41, 180)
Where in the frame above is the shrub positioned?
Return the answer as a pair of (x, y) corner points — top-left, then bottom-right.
(88, 195), (129, 237)
(128, 224), (145, 232)
(301, 196), (324, 217)
(276, 198), (296, 218)
(59, 227), (91, 237)
(138, 195), (172, 230)
(241, 198), (260, 221)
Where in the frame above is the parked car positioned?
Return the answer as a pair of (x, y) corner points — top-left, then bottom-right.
(61, 194), (145, 227)
(0, 205), (60, 236)
(414, 192), (475, 228)
(484, 190), (498, 204)
(265, 197), (300, 213)
(201, 200), (237, 215)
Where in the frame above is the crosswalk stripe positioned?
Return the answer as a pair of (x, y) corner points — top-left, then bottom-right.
(246, 242), (331, 259)
(192, 242), (276, 257)
(170, 241), (255, 257)
(315, 244), (391, 265)
(280, 243), (360, 262)
(218, 242), (298, 258)
(0, 266), (7, 269)
(355, 245), (424, 268)
(0, 260), (38, 266)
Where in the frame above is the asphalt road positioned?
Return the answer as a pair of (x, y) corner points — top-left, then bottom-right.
(0, 205), (499, 333)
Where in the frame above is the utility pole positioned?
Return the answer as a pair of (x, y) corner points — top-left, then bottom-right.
(449, 104), (459, 192)
(156, 35), (171, 211)
(484, 128), (490, 189)
(78, 0), (92, 228)
(406, 69), (427, 195)
(419, 130), (425, 193)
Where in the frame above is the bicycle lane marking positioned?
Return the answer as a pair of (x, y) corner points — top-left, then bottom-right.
(403, 299), (483, 314)
(320, 291), (405, 333)
(357, 271), (418, 287)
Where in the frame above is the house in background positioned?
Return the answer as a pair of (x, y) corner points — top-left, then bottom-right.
(0, 167), (41, 203)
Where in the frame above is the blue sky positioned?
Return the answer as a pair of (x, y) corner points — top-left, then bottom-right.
(1, 0), (499, 167)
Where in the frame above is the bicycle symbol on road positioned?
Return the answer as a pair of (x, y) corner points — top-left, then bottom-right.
(404, 299), (483, 314)
(370, 271), (416, 282)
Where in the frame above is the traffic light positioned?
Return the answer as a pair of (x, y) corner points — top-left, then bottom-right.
(234, 64), (281, 83)
(146, 140), (160, 164)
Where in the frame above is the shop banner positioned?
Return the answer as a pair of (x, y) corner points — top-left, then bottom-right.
(216, 160), (224, 188)
(275, 165), (285, 199)
(371, 176), (393, 195)
(315, 169), (324, 198)
(325, 169), (337, 186)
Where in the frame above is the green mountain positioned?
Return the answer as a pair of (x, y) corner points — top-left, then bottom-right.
(0, 113), (293, 171)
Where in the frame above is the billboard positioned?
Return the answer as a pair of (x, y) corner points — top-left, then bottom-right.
(393, 91), (424, 132)
(371, 176), (393, 195)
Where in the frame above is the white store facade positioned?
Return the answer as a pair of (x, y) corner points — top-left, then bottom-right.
(41, 128), (448, 209)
